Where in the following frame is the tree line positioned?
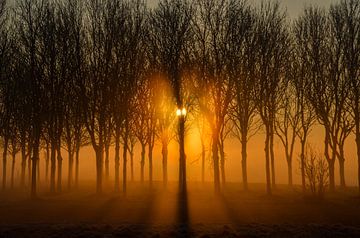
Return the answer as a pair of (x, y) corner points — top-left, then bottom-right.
(0, 0), (359, 198)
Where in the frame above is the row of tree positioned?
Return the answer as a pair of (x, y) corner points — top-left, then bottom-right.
(0, 0), (360, 198)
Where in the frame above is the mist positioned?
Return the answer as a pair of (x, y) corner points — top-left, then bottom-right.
(1, 0), (360, 237)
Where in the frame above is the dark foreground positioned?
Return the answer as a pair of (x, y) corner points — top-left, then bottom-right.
(1, 182), (360, 238)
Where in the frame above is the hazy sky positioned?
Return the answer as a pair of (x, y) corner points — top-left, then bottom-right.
(148, 0), (340, 19)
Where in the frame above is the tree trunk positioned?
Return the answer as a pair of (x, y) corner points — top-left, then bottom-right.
(45, 143), (50, 184)
(105, 143), (110, 181)
(162, 142), (168, 187)
(75, 146), (80, 188)
(37, 157), (40, 186)
(300, 139), (306, 192)
(67, 150), (74, 190)
(95, 147), (103, 195)
(270, 129), (276, 189)
(339, 144), (346, 188)
(11, 152), (16, 189)
(130, 149), (134, 182)
(179, 117), (187, 193)
(27, 142), (32, 185)
(325, 130), (335, 191)
(149, 144), (153, 186)
(2, 137), (8, 191)
(329, 158), (335, 191)
(31, 157), (38, 199)
(57, 148), (63, 193)
(28, 156), (31, 184)
(265, 125), (272, 195)
(140, 143), (145, 183)
(219, 142), (226, 185)
(241, 133), (248, 191)
(356, 122), (360, 193)
(31, 135), (40, 200)
(212, 132), (220, 194)
(201, 140), (205, 183)
(20, 139), (26, 188)
(50, 144), (56, 193)
(123, 133), (128, 194)
(114, 130), (120, 192)
(287, 157), (293, 187)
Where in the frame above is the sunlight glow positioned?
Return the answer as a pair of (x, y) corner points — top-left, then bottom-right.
(182, 108), (187, 116)
(176, 108), (187, 117)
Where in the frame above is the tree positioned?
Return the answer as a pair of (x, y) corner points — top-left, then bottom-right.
(303, 145), (329, 200)
(58, 0), (85, 190)
(254, 2), (290, 194)
(275, 82), (300, 187)
(290, 41), (316, 191)
(8, 122), (20, 189)
(194, 0), (236, 193)
(149, 0), (194, 192)
(39, 1), (65, 193)
(331, 0), (360, 191)
(296, 6), (351, 191)
(132, 80), (150, 183)
(194, 110), (210, 183)
(154, 75), (176, 187)
(15, 0), (47, 198)
(227, 0), (257, 191)
(80, 0), (115, 194)
(0, 0), (10, 191)
(110, 0), (147, 193)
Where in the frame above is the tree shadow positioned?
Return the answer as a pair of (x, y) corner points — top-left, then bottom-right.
(217, 192), (243, 225)
(135, 191), (157, 225)
(93, 196), (120, 223)
(174, 187), (191, 238)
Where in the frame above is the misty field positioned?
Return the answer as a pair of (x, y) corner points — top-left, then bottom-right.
(1, 182), (360, 238)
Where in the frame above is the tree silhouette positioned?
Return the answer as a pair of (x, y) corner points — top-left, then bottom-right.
(227, 0), (257, 191)
(254, 2), (290, 194)
(149, 0), (194, 192)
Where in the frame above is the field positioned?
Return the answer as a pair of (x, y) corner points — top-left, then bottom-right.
(1, 182), (360, 237)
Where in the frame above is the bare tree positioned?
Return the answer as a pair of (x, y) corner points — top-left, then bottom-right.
(0, 0), (10, 191)
(227, 0), (258, 191)
(290, 40), (317, 191)
(149, 0), (194, 192)
(194, 0), (235, 193)
(15, 0), (47, 198)
(127, 127), (137, 182)
(57, 0), (85, 191)
(154, 75), (176, 187)
(110, 0), (147, 193)
(297, 6), (352, 191)
(303, 145), (329, 200)
(8, 122), (20, 189)
(132, 80), (150, 183)
(194, 110), (210, 183)
(331, 0), (360, 191)
(275, 83), (300, 187)
(80, 0), (116, 194)
(254, 2), (290, 194)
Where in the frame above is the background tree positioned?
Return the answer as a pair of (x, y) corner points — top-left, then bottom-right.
(275, 82), (300, 187)
(133, 80), (150, 184)
(297, 6), (351, 191)
(149, 0), (194, 192)
(80, 0), (115, 194)
(337, 0), (360, 192)
(194, 0), (235, 193)
(154, 75), (176, 187)
(15, 0), (47, 198)
(254, 2), (290, 194)
(227, 0), (257, 191)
